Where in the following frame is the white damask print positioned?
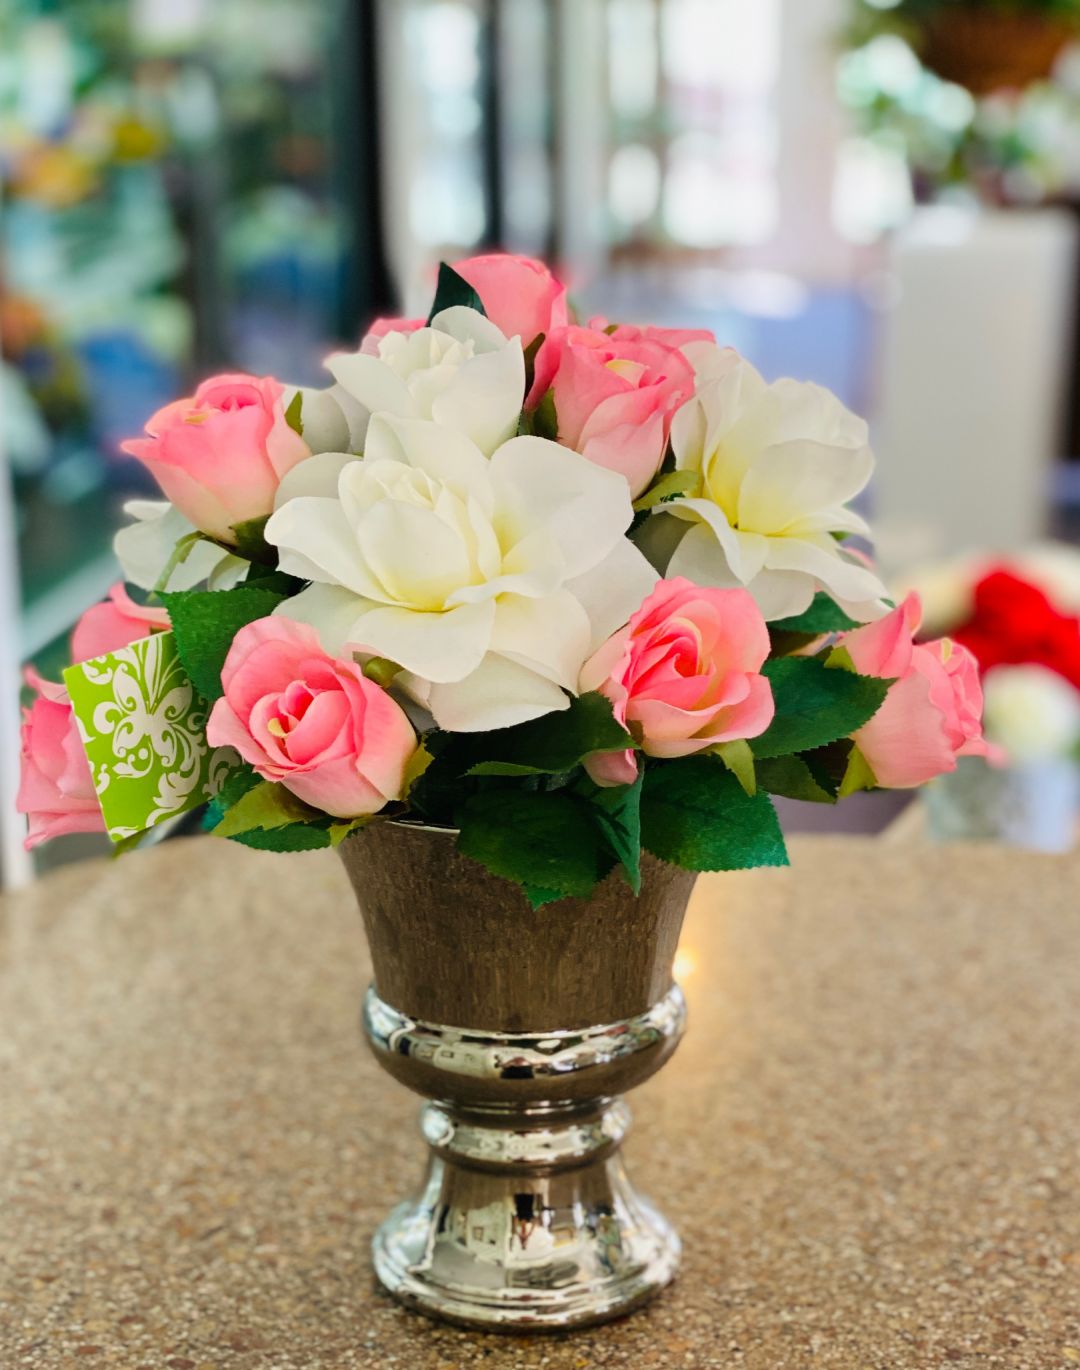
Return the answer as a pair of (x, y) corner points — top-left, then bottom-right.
(64, 630), (222, 841)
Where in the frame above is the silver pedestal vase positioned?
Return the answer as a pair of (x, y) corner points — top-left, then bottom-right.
(339, 821), (697, 1332)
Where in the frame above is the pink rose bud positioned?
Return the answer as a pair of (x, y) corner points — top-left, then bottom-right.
(206, 617), (418, 818)
(121, 373), (311, 543)
(528, 324), (695, 497)
(580, 578), (775, 787)
(842, 592), (991, 787)
(588, 317), (716, 351)
(16, 670), (105, 850)
(452, 253), (569, 347)
(71, 583), (170, 664)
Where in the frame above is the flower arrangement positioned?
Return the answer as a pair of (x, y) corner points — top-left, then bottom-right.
(903, 549), (1080, 763)
(17, 253), (992, 900)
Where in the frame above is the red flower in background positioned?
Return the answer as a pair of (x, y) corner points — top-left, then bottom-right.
(952, 568), (1080, 690)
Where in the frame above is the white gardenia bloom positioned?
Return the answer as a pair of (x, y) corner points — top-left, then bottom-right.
(264, 415), (658, 731)
(982, 664), (1080, 763)
(114, 499), (246, 592)
(657, 350), (888, 621)
(326, 306), (525, 458)
(283, 382), (369, 455)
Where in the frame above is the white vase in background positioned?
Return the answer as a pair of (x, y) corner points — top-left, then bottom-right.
(925, 755), (1079, 854)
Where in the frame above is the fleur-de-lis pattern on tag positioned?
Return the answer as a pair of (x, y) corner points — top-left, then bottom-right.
(64, 631), (232, 841)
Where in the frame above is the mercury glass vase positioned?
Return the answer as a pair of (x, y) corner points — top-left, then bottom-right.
(338, 821), (697, 1332)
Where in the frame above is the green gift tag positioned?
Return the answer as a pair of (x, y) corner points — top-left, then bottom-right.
(63, 630), (231, 842)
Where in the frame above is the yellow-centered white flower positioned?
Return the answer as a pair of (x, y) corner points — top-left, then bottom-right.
(264, 414), (658, 732)
(325, 307), (525, 458)
(657, 348), (888, 621)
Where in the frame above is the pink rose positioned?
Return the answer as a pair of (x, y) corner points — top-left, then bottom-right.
(360, 316), (424, 355)
(588, 317), (716, 351)
(121, 373), (311, 543)
(452, 253), (568, 347)
(842, 592), (991, 787)
(71, 583), (170, 663)
(16, 669), (104, 850)
(580, 578), (775, 787)
(206, 617), (417, 818)
(528, 324), (695, 497)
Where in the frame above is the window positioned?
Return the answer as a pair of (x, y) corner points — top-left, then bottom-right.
(606, 0), (781, 251)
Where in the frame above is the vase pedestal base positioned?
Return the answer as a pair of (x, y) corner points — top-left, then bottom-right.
(361, 981), (688, 1332)
(371, 1099), (680, 1332)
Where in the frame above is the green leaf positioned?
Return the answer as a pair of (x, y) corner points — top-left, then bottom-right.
(770, 593), (859, 636)
(464, 761), (550, 777)
(211, 761), (260, 807)
(839, 745), (878, 797)
(362, 656), (401, 688)
(522, 333), (544, 394)
(284, 390), (303, 435)
(402, 741), (435, 798)
(533, 389), (558, 441)
(756, 754), (836, 804)
(426, 262), (485, 323)
(580, 770), (643, 893)
(463, 692), (633, 776)
(524, 885), (565, 910)
(211, 780), (319, 838)
(225, 823), (332, 852)
(713, 738), (756, 796)
(751, 657), (891, 761)
(632, 469), (701, 512)
(802, 739), (852, 798)
(640, 757), (788, 872)
(520, 388), (558, 441)
(239, 568), (300, 594)
(229, 515), (273, 564)
(457, 790), (614, 900)
(160, 583), (289, 701)
(328, 817), (372, 847)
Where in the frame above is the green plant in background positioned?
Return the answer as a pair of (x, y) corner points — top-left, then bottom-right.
(851, 0), (1080, 50)
(841, 0), (1080, 208)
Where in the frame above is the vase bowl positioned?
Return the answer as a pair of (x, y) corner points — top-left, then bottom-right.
(340, 821), (697, 1332)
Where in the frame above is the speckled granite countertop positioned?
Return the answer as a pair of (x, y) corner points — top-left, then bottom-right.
(2, 836), (1079, 1370)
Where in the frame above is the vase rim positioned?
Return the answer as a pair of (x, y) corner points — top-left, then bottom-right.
(386, 817), (459, 838)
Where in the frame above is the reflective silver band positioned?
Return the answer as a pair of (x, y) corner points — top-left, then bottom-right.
(420, 1098), (631, 1170)
(362, 982), (687, 1086)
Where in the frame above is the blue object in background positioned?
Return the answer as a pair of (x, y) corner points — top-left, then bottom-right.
(77, 331), (183, 479)
(585, 277), (876, 417)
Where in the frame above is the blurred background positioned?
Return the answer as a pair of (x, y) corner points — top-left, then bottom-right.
(5, 0), (1080, 875)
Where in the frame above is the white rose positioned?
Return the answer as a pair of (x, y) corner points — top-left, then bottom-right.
(283, 383), (369, 455)
(325, 306), (525, 458)
(114, 499), (246, 592)
(264, 414), (658, 732)
(653, 349), (888, 621)
(982, 664), (1080, 763)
